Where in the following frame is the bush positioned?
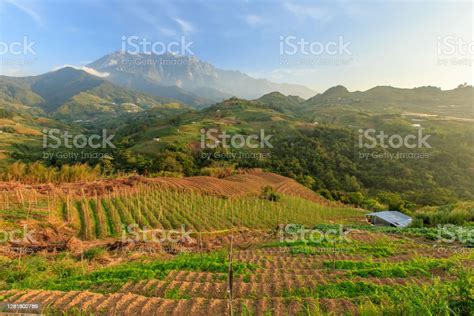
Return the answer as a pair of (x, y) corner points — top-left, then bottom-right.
(413, 202), (474, 226)
(260, 185), (280, 202)
(83, 247), (105, 261)
(1, 162), (101, 183)
(200, 166), (235, 178)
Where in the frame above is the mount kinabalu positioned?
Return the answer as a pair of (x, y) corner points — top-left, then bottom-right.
(87, 51), (316, 106)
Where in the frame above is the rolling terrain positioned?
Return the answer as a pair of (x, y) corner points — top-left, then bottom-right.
(0, 59), (472, 316)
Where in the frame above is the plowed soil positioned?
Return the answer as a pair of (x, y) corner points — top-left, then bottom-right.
(1, 230), (461, 316)
(0, 170), (332, 205)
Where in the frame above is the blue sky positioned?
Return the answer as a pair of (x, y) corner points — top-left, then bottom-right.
(0, 0), (472, 92)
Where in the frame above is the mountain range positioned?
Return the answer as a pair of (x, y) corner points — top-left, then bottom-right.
(0, 51), (472, 123)
(87, 52), (316, 105)
(0, 61), (472, 207)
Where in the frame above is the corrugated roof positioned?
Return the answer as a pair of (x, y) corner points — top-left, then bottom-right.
(366, 211), (412, 228)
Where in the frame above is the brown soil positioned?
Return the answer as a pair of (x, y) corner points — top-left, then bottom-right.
(0, 169), (334, 205)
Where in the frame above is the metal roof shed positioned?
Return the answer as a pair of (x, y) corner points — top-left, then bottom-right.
(366, 211), (412, 228)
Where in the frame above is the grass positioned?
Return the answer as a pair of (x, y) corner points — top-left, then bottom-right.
(298, 223), (474, 247)
(0, 225), (472, 315)
(164, 288), (191, 299)
(261, 238), (396, 258)
(0, 251), (256, 293)
(0, 184), (471, 315)
(282, 277), (472, 315)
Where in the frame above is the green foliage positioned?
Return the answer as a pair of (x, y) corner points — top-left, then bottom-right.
(413, 202), (474, 226)
(1, 161), (101, 183)
(2, 84), (473, 213)
(82, 247), (105, 261)
(199, 166), (235, 178)
(164, 288), (190, 299)
(0, 252), (256, 293)
(260, 185), (281, 202)
(283, 276), (471, 315)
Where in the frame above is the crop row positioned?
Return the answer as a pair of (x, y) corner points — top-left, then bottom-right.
(55, 186), (361, 240)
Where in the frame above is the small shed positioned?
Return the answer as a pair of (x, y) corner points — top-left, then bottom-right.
(366, 211), (412, 228)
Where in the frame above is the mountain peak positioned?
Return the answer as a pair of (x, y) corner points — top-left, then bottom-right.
(321, 85), (350, 96)
(259, 91), (287, 99)
(52, 66), (88, 76)
(85, 51), (316, 106)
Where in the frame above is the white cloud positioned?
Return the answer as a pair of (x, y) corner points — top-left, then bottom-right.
(244, 14), (266, 27)
(284, 2), (333, 24)
(5, 0), (43, 26)
(52, 65), (110, 78)
(81, 66), (110, 78)
(173, 17), (195, 34)
(159, 27), (177, 37)
(129, 7), (177, 37)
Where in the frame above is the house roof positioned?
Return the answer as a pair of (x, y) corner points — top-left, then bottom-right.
(366, 211), (412, 228)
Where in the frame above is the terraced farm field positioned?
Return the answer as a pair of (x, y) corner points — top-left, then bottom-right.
(0, 228), (472, 315)
(0, 173), (472, 315)
(0, 172), (361, 240)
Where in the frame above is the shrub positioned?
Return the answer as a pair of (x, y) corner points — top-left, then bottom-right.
(83, 247), (105, 261)
(1, 162), (101, 183)
(260, 185), (280, 202)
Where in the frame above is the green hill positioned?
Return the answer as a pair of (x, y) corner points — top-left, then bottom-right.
(255, 91), (305, 114)
(1, 78), (472, 210)
(299, 85), (474, 123)
(88, 95), (474, 208)
(0, 67), (190, 121)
